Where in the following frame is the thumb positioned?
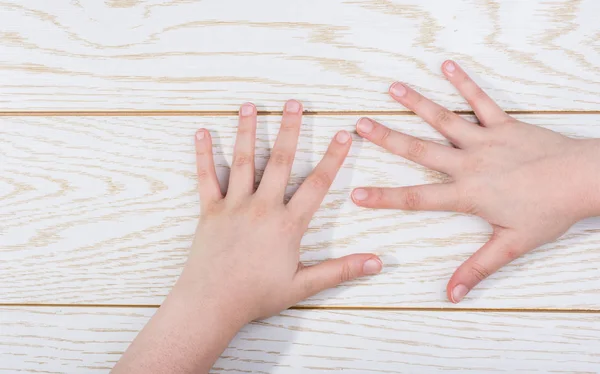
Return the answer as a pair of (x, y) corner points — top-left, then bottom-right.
(447, 230), (529, 304)
(292, 254), (383, 301)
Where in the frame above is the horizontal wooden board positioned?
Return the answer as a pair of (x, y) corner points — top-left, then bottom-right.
(1, 0), (599, 111)
(1, 307), (600, 373)
(2, 114), (600, 308)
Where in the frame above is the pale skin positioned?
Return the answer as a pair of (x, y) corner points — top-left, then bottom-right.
(352, 60), (600, 303)
(114, 61), (600, 372)
(112, 100), (382, 374)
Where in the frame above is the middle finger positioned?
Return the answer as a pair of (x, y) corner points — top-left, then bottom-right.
(256, 100), (303, 203)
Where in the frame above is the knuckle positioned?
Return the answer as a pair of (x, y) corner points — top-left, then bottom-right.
(502, 116), (518, 126)
(413, 94), (425, 107)
(469, 262), (490, 282)
(465, 157), (485, 173)
(325, 144), (344, 158)
(196, 167), (210, 179)
(472, 87), (488, 102)
(307, 171), (332, 189)
(280, 120), (299, 132)
(403, 187), (421, 210)
(380, 127), (392, 143)
(339, 262), (354, 283)
(202, 201), (223, 217)
(280, 216), (298, 232)
(370, 188), (385, 205)
(456, 195), (478, 215)
(236, 124), (254, 135)
(233, 153), (253, 167)
(301, 276), (315, 297)
(271, 150), (294, 166)
(407, 138), (427, 159)
(460, 74), (472, 85)
(249, 202), (269, 220)
(456, 181), (481, 215)
(434, 109), (454, 128)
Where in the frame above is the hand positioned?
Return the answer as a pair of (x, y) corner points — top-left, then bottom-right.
(186, 100), (382, 322)
(113, 101), (382, 373)
(351, 60), (600, 303)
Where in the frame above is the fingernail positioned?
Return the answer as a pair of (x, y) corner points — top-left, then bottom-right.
(444, 61), (456, 73)
(240, 103), (255, 116)
(389, 82), (407, 97)
(451, 284), (469, 303)
(357, 118), (373, 133)
(363, 258), (383, 275)
(196, 130), (206, 140)
(285, 100), (301, 113)
(336, 131), (351, 144)
(353, 188), (369, 201)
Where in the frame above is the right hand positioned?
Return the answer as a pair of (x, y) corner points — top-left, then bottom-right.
(352, 60), (600, 303)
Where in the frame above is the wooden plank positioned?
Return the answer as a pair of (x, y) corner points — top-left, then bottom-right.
(1, 307), (599, 373)
(0, 0), (599, 111)
(2, 114), (600, 308)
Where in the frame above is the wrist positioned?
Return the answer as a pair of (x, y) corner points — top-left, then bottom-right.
(570, 138), (600, 219)
(170, 269), (250, 331)
(112, 271), (246, 373)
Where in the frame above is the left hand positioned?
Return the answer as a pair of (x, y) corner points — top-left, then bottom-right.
(351, 60), (600, 304)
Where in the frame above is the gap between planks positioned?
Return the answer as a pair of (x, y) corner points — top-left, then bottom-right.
(2, 303), (600, 314)
(1, 110), (600, 117)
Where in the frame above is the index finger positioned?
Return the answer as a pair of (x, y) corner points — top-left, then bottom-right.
(287, 130), (352, 224)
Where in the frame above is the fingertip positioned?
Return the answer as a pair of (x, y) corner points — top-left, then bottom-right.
(389, 82), (407, 98)
(448, 284), (469, 304)
(335, 130), (352, 145)
(195, 129), (208, 141)
(442, 60), (457, 75)
(240, 102), (256, 117)
(356, 117), (374, 135)
(362, 256), (383, 275)
(352, 188), (369, 204)
(285, 99), (303, 114)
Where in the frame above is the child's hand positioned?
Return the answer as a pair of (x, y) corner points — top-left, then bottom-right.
(114, 101), (382, 373)
(182, 100), (382, 323)
(352, 61), (600, 304)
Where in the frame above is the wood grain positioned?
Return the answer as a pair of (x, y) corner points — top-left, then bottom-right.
(2, 114), (600, 308)
(1, 307), (600, 373)
(0, 0), (599, 111)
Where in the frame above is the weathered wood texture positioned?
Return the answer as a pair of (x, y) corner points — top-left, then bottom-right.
(1, 0), (599, 111)
(1, 307), (599, 373)
(3, 114), (600, 307)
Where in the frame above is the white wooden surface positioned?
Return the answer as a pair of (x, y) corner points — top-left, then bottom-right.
(1, 0), (599, 111)
(3, 0), (600, 371)
(1, 307), (599, 373)
(2, 114), (600, 308)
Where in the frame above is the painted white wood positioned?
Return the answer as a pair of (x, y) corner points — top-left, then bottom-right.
(2, 114), (600, 307)
(1, 307), (599, 373)
(0, 0), (599, 111)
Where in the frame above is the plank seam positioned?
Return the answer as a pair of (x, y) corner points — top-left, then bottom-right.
(1, 110), (600, 117)
(2, 304), (600, 313)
